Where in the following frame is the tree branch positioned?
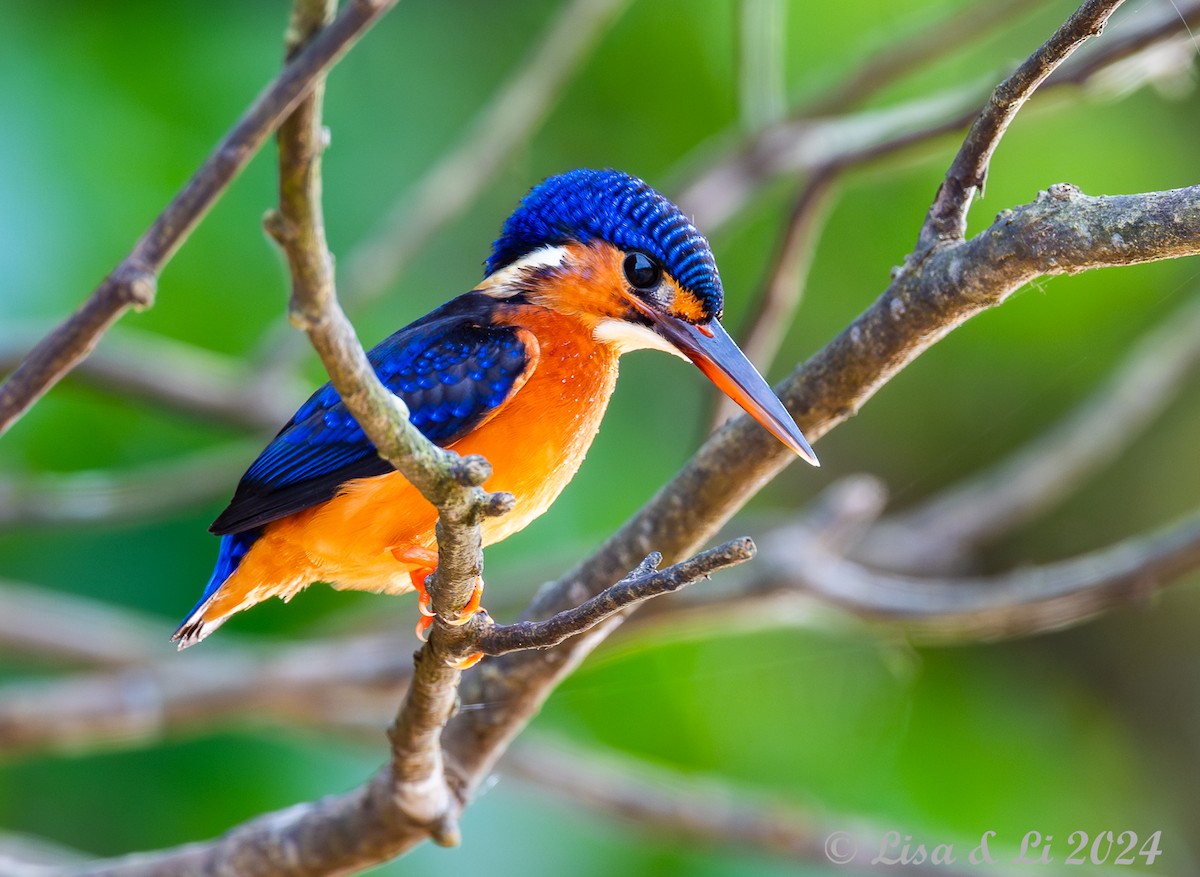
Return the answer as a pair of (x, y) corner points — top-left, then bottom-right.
(263, 0), (505, 848)
(919, 0), (1125, 246)
(475, 539), (755, 658)
(0, 0), (399, 438)
(526, 184), (1200, 636)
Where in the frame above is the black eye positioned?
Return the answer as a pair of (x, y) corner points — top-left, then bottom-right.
(623, 251), (662, 291)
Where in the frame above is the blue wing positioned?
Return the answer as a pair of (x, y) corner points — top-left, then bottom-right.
(209, 293), (536, 535)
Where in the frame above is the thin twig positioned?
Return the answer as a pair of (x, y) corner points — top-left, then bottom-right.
(917, 0), (1125, 247)
(0, 545), (753, 760)
(856, 291), (1200, 573)
(475, 540), (755, 658)
(0, 0), (399, 438)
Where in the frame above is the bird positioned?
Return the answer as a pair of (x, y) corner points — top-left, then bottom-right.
(173, 168), (818, 653)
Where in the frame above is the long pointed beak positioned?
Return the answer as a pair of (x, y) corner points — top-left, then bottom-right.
(643, 309), (819, 467)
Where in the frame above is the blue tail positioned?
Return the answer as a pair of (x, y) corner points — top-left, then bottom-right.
(172, 529), (261, 647)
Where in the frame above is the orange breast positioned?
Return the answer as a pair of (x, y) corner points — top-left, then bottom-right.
(221, 305), (620, 603)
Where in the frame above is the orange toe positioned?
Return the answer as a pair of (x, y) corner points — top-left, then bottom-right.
(448, 651), (483, 670)
(415, 614), (432, 642)
(446, 577), (485, 627)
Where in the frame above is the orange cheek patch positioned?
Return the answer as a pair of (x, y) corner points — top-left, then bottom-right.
(529, 242), (632, 323)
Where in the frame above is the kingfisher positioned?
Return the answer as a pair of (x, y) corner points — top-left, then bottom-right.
(173, 169), (818, 651)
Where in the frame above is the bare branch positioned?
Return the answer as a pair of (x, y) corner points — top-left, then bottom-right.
(857, 291), (1200, 573)
(476, 539), (755, 658)
(918, 0), (1125, 246)
(0, 0), (399, 437)
(527, 184), (1200, 634)
(267, 0), (484, 847)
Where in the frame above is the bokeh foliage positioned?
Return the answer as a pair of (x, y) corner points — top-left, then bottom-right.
(1, 0), (1198, 873)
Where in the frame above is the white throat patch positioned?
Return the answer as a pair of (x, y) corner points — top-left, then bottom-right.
(594, 319), (687, 360)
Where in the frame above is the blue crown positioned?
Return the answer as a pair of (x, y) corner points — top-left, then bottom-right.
(486, 169), (723, 321)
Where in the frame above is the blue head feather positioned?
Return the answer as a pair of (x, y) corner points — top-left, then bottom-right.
(486, 169), (723, 321)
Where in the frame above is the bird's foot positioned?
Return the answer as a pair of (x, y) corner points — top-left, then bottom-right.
(407, 569), (487, 657)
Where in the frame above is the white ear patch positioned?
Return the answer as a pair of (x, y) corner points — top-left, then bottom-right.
(594, 319), (688, 360)
(478, 246), (570, 298)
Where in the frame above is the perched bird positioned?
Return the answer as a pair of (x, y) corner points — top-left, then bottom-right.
(174, 168), (817, 650)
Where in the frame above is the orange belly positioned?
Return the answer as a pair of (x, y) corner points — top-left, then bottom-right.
(197, 307), (620, 626)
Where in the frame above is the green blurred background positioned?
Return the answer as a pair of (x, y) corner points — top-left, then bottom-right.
(2, 0), (1199, 873)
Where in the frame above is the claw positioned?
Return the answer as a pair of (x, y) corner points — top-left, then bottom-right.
(449, 651), (483, 670)
(445, 577), (485, 627)
(415, 613), (432, 642)
(409, 568), (437, 617)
